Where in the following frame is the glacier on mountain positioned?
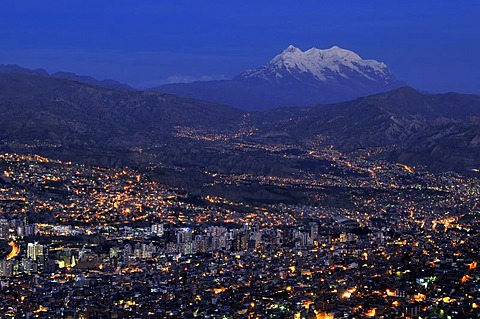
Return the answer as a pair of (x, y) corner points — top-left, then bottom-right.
(239, 45), (393, 83)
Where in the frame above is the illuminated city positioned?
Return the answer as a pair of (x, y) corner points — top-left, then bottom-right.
(0, 149), (478, 318)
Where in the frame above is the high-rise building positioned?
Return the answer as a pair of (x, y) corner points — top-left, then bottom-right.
(0, 259), (13, 278)
(27, 242), (44, 261)
(310, 222), (318, 241)
(151, 224), (164, 237)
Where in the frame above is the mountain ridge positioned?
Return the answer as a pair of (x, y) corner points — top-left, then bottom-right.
(0, 72), (478, 173)
(0, 72), (242, 151)
(249, 86), (480, 171)
(0, 64), (134, 91)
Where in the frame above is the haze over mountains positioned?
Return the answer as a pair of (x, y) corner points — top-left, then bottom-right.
(0, 71), (479, 174)
(154, 45), (404, 110)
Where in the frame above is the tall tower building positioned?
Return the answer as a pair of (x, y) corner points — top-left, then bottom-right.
(27, 242), (44, 261)
(310, 222), (319, 241)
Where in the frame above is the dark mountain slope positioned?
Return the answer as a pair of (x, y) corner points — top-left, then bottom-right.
(251, 87), (480, 171)
(0, 73), (243, 155)
(0, 72), (479, 173)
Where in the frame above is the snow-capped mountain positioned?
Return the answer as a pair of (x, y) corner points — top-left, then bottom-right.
(154, 45), (404, 110)
(238, 45), (397, 86)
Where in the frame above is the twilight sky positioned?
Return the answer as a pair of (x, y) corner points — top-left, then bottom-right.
(1, 1), (479, 93)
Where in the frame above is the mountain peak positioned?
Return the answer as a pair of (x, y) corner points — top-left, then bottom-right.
(304, 46), (362, 62)
(282, 45), (302, 54)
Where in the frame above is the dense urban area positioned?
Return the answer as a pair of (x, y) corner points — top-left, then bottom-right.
(0, 150), (478, 319)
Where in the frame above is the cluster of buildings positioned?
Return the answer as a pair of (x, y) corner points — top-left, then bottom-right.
(0, 152), (479, 318)
(0, 205), (477, 318)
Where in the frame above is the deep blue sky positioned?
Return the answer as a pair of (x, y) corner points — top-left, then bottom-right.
(1, 1), (479, 93)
